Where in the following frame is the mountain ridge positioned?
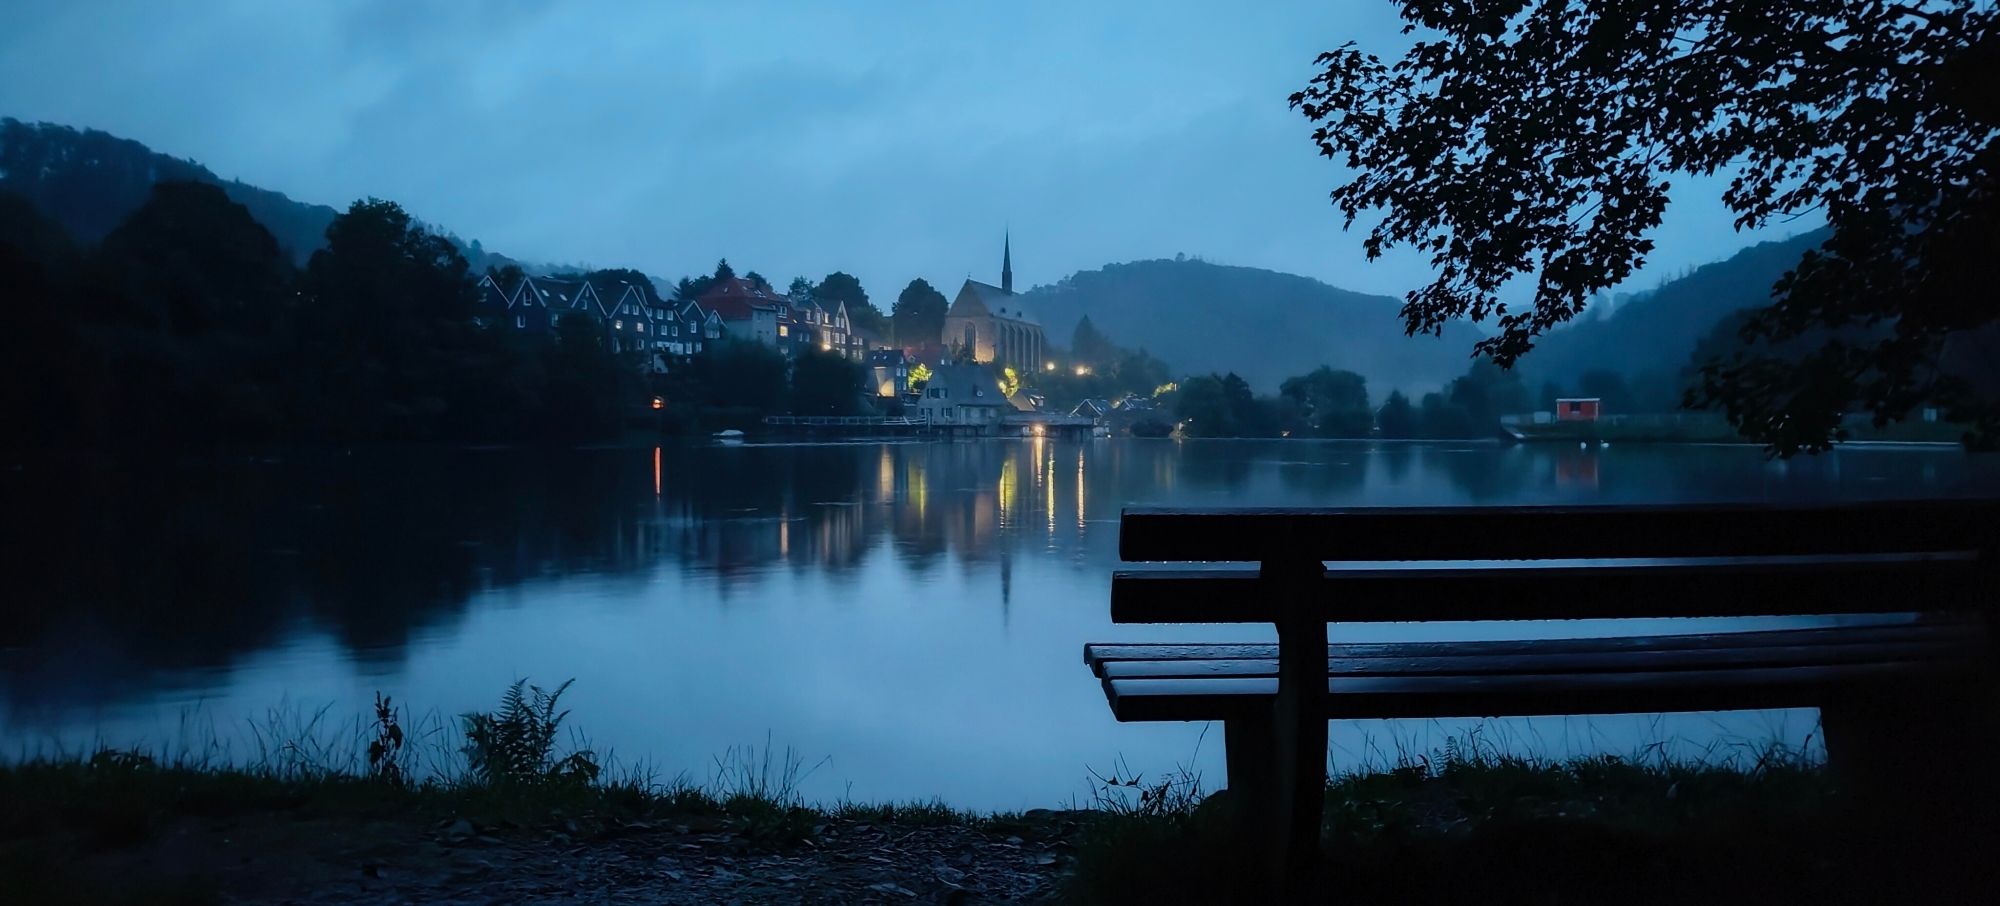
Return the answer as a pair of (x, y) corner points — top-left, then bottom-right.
(1018, 256), (1482, 394)
(0, 117), (522, 272)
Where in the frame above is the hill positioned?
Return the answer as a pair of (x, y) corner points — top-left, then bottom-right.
(1017, 258), (1481, 394)
(0, 118), (520, 271)
(1517, 229), (1830, 395)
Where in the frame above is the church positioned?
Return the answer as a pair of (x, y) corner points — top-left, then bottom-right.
(943, 235), (1047, 373)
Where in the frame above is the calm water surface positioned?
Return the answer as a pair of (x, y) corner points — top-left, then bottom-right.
(5, 439), (1996, 809)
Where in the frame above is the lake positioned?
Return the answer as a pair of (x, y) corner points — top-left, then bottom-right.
(4, 439), (1996, 811)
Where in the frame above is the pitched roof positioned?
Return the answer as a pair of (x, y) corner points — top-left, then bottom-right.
(476, 275), (512, 309)
(927, 364), (1009, 407)
(518, 276), (590, 310)
(948, 279), (1039, 324)
(697, 277), (786, 320)
(592, 279), (651, 315)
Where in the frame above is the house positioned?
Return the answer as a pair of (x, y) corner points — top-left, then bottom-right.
(589, 278), (657, 355)
(913, 364), (1010, 429)
(1556, 397), (1603, 421)
(1071, 399), (1114, 420)
(473, 273), (512, 328)
(941, 234), (1046, 372)
(868, 348), (910, 399)
(698, 277), (785, 348)
(504, 275), (590, 333)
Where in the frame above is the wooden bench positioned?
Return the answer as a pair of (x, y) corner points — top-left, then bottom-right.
(1084, 500), (1999, 888)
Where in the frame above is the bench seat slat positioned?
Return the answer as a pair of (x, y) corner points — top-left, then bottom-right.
(1082, 621), (1980, 673)
(1111, 552), (1983, 624)
(1104, 658), (1992, 722)
(1097, 638), (1986, 680)
(1118, 500), (2000, 562)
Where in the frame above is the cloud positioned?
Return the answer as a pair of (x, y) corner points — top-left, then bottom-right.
(0, 0), (1816, 309)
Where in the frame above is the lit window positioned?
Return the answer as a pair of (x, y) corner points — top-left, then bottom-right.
(779, 325), (789, 337)
(615, 320), (624, 329)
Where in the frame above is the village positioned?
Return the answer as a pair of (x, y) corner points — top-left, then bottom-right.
(471, 238), (1156, 438)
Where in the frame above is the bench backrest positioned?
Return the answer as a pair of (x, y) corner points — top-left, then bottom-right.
(1114, 500), (1999, 624)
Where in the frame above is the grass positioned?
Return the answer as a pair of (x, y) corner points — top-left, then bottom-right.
(0, 681), (1008, 855)
(1063, 726), (1996, 905)
(9, 684), (1981, 905)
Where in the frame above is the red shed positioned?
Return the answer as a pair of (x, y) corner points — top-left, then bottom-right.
(1556, 398), (1602, 421)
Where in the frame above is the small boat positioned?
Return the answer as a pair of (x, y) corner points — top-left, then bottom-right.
(713, 429), (745, 443)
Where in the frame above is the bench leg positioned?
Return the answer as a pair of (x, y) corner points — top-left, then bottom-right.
(1270, 680), (1328, 891)
(1224, 715), (1275, 806)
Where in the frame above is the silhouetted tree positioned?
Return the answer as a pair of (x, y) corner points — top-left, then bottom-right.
(1292, 0), (2000, 452)
(891, 278), (948, 347)
(1175, 372), (1280, 437)
(1280, 366), (1373, 437)
(1376, 390), (1418, 438)
(1071, 315), (1117, 364)
(713, 258), (736, 282)
(690, 339), (787, 413)
(1578, 369), (1634, 414)
(295, 198), (486, 440)
(791, 349), (864, 415)
(816, 271), (888, 337)
(97, 181), (292, 336)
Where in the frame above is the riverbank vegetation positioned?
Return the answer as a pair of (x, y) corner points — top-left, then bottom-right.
(6, 681), (1976, 904)
(0, 183), (877, 451)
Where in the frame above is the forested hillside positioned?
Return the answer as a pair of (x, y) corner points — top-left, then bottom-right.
(1017, 257), (1481, 394)
(0, 118), (517, 271)
(1518, 229), (1830, 409)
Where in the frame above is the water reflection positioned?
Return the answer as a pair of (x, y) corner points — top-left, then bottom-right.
(2, 440), (1994, 807)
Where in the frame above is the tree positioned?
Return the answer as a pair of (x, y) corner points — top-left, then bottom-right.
(1174, 372), (1280, 437)
(788, 276), (816, 301)
(790, 348), (863, 415)
(487, 262), (525, 292)
(1577, 369), (1634, 414)
(96, 181), (293, 336)
(1538, 380), (1565, 413)
(1444, 358), (1530, 431)
(817, 271), (888, 337)
(1279, 366), (1373, 437)
(538, 311), (630, 440)
(1071, 315), (1117, 363)
(673, 275), (715, 304)
(297, 198), (483, 440)
(1419, 392), (1476, 439)
(713, 258), (736, 282)
(584, 267), (664, 306)
(692, 338), (787, 413)
(1175, 374), (1236, 437)
(891, 278), (948, 347)
(1376, 390), (1418, 438)
(1292, 1), (2000, 453)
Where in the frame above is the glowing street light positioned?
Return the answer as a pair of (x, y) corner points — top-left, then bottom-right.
(1074, 365), (1092, 377)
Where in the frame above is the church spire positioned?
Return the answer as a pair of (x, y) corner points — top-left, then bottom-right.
(1001, 231), (1013, 294)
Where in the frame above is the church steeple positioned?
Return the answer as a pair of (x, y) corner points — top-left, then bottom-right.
(1001, 232), (1013, 294)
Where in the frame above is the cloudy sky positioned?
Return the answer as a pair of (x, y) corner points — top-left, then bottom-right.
(2, 0), (1809, 305)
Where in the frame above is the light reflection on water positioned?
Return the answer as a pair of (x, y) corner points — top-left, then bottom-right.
(2, 439), (1994, 810)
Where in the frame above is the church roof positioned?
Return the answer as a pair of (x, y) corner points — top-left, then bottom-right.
(949, 279), (1039, 324)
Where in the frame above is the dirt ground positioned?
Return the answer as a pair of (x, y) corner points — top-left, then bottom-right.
(24, 809), (1084, 904)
